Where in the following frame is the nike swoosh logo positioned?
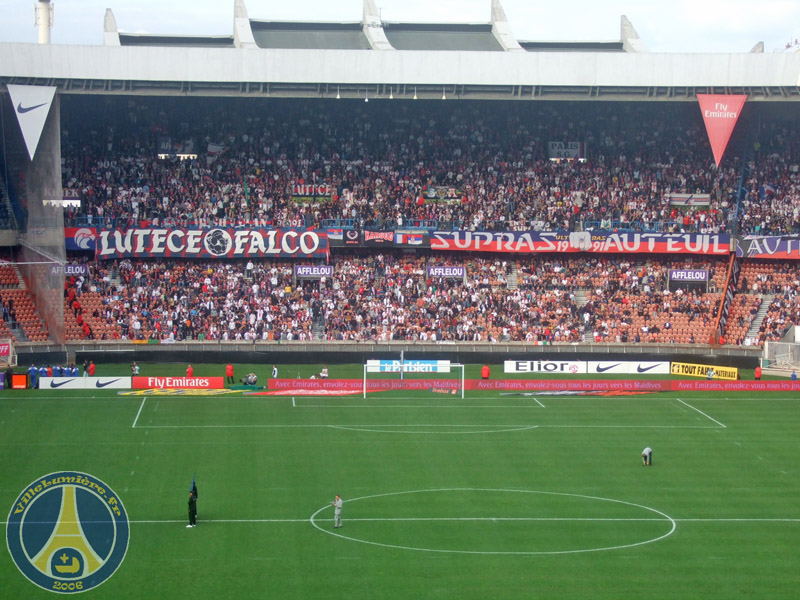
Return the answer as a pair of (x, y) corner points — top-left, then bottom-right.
(637, 365), (659, 373)
(596, 364), (620, 373)
(96, 379), (121, 388)
(49, 380), (72, 388)
(17, 101), (48, 114)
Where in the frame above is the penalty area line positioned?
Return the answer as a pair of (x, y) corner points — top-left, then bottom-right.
(676, 398), (726, 428)
(132, 396), (147, 429)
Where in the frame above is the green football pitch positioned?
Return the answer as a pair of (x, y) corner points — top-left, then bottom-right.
(1, 363), (799, 599)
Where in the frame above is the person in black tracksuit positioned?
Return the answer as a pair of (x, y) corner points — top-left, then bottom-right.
(187, 488), (198, 527)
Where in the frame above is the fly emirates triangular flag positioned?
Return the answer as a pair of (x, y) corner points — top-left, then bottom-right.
(7, 84), (57, 161)
(697, 94), (746, 167)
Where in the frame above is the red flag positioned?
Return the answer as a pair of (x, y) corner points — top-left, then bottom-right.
(697, 94), (746, 167)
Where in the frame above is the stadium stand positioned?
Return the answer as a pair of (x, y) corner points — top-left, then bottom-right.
(53, 254), (742, 345)
(59, 97), (800, 236)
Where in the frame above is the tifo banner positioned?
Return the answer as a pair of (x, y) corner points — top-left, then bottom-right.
(547, 141), (585, 160)
(132, 376), (224, 389)
(362, 231), (395, 246)
(39, 377), (132, 390)
(736, 236), (800, 260)
(65, 227), (97, 251)
(96, 228), (328, 260)
(424, 186), (463, 201)
(667, 193), (711, 206)
(430, 231), (730, 255)
(291, 183), (332, 200)
(395, 232), (428, 247)
(697, 94), (746, 167)
(670, 362), (738, 380)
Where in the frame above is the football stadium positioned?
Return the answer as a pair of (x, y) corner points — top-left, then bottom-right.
(1, 1), (800, 598)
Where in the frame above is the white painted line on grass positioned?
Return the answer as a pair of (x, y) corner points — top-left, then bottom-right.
(327, 425), (539, 434)
(293, 404), (542, 409)
(132, 396), (147, 429)
(310, 487), (677, 556)
(676, 398), (726, 428)
(132, 423), (721, 430)
(4, 516), (798, 527)
(532, 397), (545, 408)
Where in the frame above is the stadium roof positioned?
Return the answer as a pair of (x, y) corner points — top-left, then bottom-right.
(1, 0), (800, 101)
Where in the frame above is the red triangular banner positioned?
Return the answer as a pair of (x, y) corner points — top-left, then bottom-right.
(697, 94), (747, 167)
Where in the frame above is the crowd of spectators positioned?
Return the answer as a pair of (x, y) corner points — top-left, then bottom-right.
(60, 97), (800, 236)
(57, 252), (761, 346)
(738, 260), (800, 345)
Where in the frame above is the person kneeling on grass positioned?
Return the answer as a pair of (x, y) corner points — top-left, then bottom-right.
(240, 373), (258, 385)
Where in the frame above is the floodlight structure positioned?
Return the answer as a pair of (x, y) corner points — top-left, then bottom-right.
(35, 0), (53, 45)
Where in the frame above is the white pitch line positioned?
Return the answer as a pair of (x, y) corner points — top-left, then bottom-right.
(675, 398), (726, 428)
(532, 397), (545, 408)
(132, 396), (147, 429)
(4, 516), (798, 526)
(293, 404), (542, 409)
(134, 424), (541, 429)
(132, 423), (721, 430)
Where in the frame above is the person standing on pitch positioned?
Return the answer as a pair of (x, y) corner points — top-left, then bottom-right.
(226, 363), (234, 385)
(187, 488), (198, 527)
(272, 365), (278, 379)
(332, 494), (343, 528)
(186, 364), (194, 377)
(642, 447), (653, 466)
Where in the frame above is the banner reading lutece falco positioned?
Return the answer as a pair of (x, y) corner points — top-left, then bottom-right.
(95, 227), (329, 260)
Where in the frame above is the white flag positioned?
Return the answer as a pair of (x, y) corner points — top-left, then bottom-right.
(7, 85), (57, 160)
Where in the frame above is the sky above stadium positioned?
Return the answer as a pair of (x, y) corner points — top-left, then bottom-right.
(0, 0), (797, 53)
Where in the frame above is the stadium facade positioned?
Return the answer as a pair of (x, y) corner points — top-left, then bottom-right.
(2, 0), (800, 100)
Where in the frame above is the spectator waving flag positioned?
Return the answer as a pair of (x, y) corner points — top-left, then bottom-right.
(206, 142), (227, 165)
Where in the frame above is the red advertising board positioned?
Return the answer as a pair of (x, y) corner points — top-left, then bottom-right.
(132, 376), (224, 389)
(267, 378), (800, 394)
